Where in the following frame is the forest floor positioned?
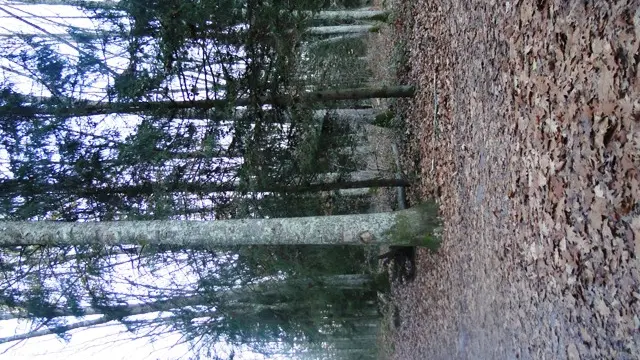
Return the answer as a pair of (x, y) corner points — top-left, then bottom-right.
(371, 0), (640, 359)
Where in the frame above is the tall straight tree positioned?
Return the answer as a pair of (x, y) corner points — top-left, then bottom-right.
(0, 203), (440, 247)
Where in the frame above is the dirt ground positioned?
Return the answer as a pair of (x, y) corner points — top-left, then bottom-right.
(380, 0), (640, 359)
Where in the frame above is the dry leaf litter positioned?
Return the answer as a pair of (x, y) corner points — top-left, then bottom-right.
(387, 0), (640, 359)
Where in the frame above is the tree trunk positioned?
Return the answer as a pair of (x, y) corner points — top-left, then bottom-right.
(306, 33), (366, 49)
(0, 170), (407, 197)
(227, 108), (382, 124)
(312, 9), (389, 22)
(0, 274), (378, 343)
(307, 25), (378, 35)
(320, 108), (381, 125)
(0, 203), (440, 246)
(5, 93), (383, 122)
(4, 87), (414, 117)
(0, 274), (373, 321)
(5, 2), (388, 21)
(304, 85), (415, 102)
(2, 26), (379, 39)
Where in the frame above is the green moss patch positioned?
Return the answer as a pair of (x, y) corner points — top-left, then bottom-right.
(386, 202), (442, 249)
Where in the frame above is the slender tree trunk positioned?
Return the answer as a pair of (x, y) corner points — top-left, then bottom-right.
(225, 108), (382, 124)
(5, 93), (383, 122)
(4, 87), (414, 117)
(0, 274), (373, 321)
(0, 170), (406, 197)
(306, 33), (365, 48)
(1, 26), (379, 39)
(7, 2), (388, 21)
(307, 25), (378, 35)
(304, 86), (415, 103)
(0, 203), (440, 246)
(320, 108), (381, 125)
(324, 188), (370, 196)
(0, 303), (270, 343)
(312, 9), (389, 22)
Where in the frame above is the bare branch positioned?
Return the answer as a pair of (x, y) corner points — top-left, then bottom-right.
(0, 6), (118, 76)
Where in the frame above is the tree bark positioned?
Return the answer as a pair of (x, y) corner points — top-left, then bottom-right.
(221, 108), (382, 124)
(307, 25), (378, 35)
(303, 85), (415, 102)
(4, 92), (383, 122)
(0, 203), (440, 247)
(3, 25), (379, 39)
(0, 171), (407, 197)
(306, 33), (366, 47)
(4, 87), (414, 117)
(312, 9), (389, 22)
(320, 108), (381, 125)
(5, 2), (388, 22)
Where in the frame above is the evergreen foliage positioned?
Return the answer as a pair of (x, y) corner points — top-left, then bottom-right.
(0, 0), (415, 358)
